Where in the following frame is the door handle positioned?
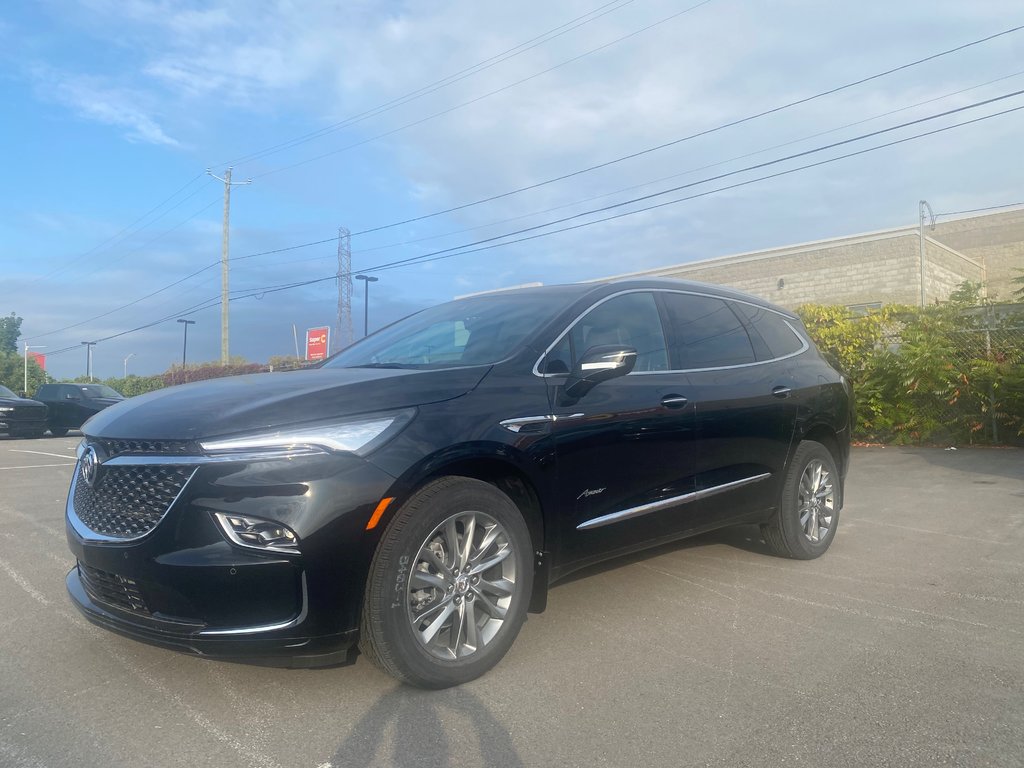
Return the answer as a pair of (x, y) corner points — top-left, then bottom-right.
(660, 395), (688, 408)
(771, 386), (792, 398)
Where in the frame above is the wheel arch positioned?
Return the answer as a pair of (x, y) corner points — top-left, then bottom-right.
(370, 446), (552, 612)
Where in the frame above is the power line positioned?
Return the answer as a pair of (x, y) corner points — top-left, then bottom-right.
(44, 100), (1021, 359)
(213, 103), (1024, 308)
(935, 201), (1024, 216)
(29, 173), (207, 284)
(232, 89), (1024, 269)
(334, 23), (1024, 237)
(231, 69), (1024, 272)
(251, 0), (718, 179)
(40, 86), (1023, 349)
(36, 25), (1022, 341)
(223, 0), (637, 167)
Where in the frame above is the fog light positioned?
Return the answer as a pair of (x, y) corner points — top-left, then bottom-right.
(213, 512), (300, 554)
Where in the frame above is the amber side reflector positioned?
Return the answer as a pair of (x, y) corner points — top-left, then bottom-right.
(365, 497), (395, 531)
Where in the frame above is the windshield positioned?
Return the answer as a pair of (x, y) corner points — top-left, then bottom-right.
(0, 385), (17, 399)
(326, 293), (565, 369)
(76, 385), (123, 399)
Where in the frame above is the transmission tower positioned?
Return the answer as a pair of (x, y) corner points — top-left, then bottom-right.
(336, 227), (353, 351)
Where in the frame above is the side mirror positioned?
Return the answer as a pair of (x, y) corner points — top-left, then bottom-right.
(564, 345), (636, 399)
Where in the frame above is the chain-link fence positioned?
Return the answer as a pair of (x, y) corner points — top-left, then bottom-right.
(861, 315), (1024, 446)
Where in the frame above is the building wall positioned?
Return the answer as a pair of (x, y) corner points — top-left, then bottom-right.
(595, 208), (1019, 309)
(606, 232), (983, 310)
(933, 209), (1024, 300)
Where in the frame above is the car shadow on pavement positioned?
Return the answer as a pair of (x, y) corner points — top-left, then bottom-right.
(329, 685), (524, 767)
(553, 523), (774, 587)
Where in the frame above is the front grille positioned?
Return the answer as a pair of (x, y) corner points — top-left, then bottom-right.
(72, 463), (194, 539)
(79, 562), (151, 615)
(10, 405), (46, 421)
(91, 437), (196, 458)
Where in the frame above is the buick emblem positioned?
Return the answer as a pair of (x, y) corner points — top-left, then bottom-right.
(81, 445), (102, 488)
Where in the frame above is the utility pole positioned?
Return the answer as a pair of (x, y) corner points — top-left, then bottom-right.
(177, 319), (196, 381)
(336, 227), (353, 351)
(918, 200), (935, 307)
(355, 274), (379, 337)
(206, 168), (252, 365)
(81, 341), (96, 382)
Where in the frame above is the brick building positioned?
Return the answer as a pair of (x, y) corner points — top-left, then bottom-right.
(596, 207), (1024, 310)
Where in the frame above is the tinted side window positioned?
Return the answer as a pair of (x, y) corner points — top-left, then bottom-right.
(662, 294), (755, 369)
(736, 303), (804, 359)
(543, 292), (669, 373)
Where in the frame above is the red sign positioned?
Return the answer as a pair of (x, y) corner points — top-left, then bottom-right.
(305, 326), (330, 361)
(28, 351), (46, 370)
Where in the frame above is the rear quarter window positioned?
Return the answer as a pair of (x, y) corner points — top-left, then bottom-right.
(735, 303), (804, 360)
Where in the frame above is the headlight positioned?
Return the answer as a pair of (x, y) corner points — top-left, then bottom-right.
(199, 409), (414, 458)
(0, 407), (14, 413)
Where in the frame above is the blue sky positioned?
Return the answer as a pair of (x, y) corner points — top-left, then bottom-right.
(1, 0), (1022, 380)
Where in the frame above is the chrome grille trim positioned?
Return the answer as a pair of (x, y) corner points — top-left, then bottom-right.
(67, 461), (196, 543)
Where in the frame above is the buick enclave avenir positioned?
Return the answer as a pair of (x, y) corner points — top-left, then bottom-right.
(65, 279), (851, 687)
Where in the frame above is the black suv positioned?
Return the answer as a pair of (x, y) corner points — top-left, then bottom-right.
(35, 383), (125, 436)
(0, 385), (48, 438)
(64, 279), (852, 687)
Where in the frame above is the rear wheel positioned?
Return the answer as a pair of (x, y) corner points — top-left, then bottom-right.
(48, 424), (69, 437)
(360, 477), (533, 688)
(761, 440), (841, 560)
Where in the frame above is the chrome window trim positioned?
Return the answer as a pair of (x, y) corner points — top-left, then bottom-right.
(66, 461), (198, 544)
(197, 573), (309, 636)
(576, 472), (771, 530)
(532, 288), (807, 378)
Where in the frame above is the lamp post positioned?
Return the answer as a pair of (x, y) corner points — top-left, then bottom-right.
(177, 319), (196, 385)
(355, 274), (379, 337)
(918, 200), (935, 307)
(23, 343), (45, 396)
(123, 353), (136, 379)
(81, 341), (96, 382)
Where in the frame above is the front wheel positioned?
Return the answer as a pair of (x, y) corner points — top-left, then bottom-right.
(48, 424), (69, 437)
(360, 477), (534, 688)
(761, 440), (841, 560)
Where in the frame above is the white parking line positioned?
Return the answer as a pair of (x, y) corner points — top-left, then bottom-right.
(0, 463), (76, 471)
(10, 449), (78, 460)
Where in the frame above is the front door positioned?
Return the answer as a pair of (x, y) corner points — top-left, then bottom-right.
(542, 291), (698, 567)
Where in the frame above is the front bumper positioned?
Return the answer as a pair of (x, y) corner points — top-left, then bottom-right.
(65, 445), (397, 666)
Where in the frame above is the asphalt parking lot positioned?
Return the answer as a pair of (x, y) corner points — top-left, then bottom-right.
(0, 437), (1021, 768)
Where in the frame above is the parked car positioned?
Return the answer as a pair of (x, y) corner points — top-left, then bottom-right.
(64, 279), (852, 688)
(35, 383), (125, 436)
(0, 385), (48, 438)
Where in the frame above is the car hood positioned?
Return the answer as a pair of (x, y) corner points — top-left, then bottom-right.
(81, 366), (490, 440)
(0, 396), (45, 407)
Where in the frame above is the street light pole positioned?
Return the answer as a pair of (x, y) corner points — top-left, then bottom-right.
(355, 274), (379, 337)
(24, 343), (46, 396)
(177, 319), (196, 378)
(81, 342), (96, 382)
(918, 200), (935, 307)
(123, 353), (136, 378)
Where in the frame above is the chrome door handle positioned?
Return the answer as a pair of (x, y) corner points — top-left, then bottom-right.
(660, 395), (688, 408)
(771, 386), (792, 398)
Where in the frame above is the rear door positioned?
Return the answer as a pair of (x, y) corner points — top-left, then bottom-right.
(660, 292), (801, 523)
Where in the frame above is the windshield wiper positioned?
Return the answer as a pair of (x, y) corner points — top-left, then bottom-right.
(348, 363), (422, 369)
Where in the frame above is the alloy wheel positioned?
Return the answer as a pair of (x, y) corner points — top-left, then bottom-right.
(797, 459), (835, 543)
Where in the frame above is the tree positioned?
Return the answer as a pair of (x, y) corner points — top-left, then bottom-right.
(0, 313), (22, 354)
(0, 351), (47, 395)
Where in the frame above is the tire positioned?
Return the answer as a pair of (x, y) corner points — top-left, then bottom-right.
(761, 440), (842, 560)
(48, 425), (69, 437)
(360, 476), (534, 688)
